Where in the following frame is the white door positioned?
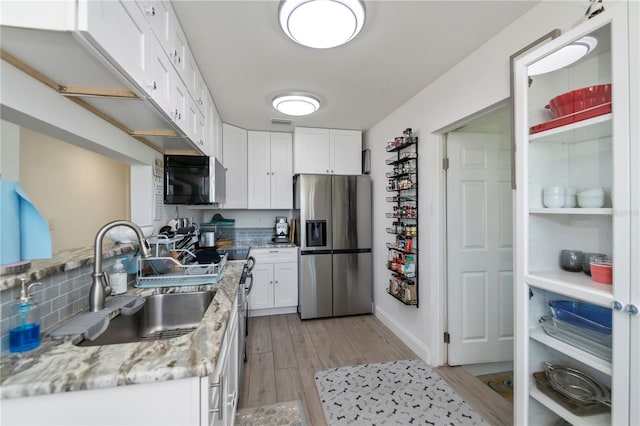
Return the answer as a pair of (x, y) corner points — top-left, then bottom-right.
(221, 124), (247, 209)
(446, 132), (513, 365)
(330, 129), (362, 175)
(293, 127), (330, 174)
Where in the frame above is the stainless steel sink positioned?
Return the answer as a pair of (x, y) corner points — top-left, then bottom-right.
(76, 290), (216, 346)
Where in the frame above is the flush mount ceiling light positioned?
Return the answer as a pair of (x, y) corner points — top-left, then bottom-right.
(272, 94), (320, 116)
(528, 36), (598, 76)
(279, 0), (365, 49)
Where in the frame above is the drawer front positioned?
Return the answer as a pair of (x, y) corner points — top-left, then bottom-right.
(250, 247), (298, 264)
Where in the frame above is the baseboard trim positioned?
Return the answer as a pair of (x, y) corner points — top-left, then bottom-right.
(375, 308), (432, 364)
(248, 306), (297, 317)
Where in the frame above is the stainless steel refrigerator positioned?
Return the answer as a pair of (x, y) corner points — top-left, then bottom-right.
(294, 174), (372, 319)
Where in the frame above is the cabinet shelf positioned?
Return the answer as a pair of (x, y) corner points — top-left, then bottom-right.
(385, 152), (418, 165)
(386, 288), (418, 305)
(529, 384), (611, 425)
(529, 327), (612, 375)
(525, 272), (613, 307)
(386, 243), (417, 255)
(385, 129), (418, 308)
(385, 136), (418, 152)
(529, 114), (612, 144)
(529, 208), (612, 215)
(386, 195), (417, 203)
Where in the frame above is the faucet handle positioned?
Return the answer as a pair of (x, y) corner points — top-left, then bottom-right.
(102, 271), (112, 298)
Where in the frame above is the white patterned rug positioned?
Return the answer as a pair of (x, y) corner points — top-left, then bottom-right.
(315, 359), (488, 425)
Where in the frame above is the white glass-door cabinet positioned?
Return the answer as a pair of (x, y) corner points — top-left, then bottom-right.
(514, 3), (638, 425)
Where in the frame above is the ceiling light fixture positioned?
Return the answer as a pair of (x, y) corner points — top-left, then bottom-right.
(528, 36), (598, 76)
(272, 94), (320, 116)
(279, 0), (365, 49)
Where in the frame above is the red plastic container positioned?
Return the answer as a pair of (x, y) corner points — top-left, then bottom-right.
(546, 84), (612, 118)
(590, 261), (612, 285)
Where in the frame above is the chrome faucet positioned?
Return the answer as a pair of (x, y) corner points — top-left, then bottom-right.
(89, 220), (152, 312)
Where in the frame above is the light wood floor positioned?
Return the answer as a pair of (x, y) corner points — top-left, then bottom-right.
(238, 314), (513, 426)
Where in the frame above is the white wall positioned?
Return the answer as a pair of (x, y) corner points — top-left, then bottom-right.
(19, 128), (130, 252)
(365, 1), (592, 366)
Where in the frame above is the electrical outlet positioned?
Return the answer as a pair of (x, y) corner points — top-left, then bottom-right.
(48, 218), (54, 231)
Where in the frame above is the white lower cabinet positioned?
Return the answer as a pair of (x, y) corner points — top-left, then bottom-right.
(2, 295), (240, 426)
(248, 248), (298, 316)
(202, 295), (239, 426)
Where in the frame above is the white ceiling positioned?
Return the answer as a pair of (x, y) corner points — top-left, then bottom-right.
(173, 1), (540, 133)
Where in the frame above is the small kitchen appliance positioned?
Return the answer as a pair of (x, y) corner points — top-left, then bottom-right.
(274, 217), (290, 243)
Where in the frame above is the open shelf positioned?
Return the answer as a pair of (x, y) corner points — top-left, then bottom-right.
(525, 272), (613, 307)
(529, 384), (611, 425)
(386, 288), (418, 306)
(529, 114), (612, 144)
(529, 208), (612, 215)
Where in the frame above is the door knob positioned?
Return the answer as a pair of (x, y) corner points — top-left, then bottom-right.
(625, 304), (639, 316)
(612, 300), (624, 311)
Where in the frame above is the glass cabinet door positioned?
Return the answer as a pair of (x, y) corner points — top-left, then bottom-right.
(514, 3), (631, 425)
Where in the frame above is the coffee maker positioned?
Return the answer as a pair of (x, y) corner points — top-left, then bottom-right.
(274, 217), (289, 243)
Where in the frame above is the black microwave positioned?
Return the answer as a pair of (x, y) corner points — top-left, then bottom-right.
(164, 155), (226, 205)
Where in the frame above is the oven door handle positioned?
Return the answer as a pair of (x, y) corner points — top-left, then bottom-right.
(244, 272), (253, 295)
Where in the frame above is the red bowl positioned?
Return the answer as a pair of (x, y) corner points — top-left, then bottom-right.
(547, 84), (611, 118)
(590, 261), (612, 285)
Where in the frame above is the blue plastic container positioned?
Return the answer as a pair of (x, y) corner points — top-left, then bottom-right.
(549, 300), (612, 334)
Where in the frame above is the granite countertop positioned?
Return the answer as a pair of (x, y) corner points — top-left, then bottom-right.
(0, 242), (137, 291)
(0, 261), (243, 399)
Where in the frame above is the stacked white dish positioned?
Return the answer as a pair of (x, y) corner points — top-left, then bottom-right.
(543, 186), (565, 208)
(577, 187), (605, 208)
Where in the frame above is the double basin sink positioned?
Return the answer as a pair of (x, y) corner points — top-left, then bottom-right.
(77, 290), (216, 347)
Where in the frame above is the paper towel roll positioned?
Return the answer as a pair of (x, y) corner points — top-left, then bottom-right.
(0, 180), (52, 266)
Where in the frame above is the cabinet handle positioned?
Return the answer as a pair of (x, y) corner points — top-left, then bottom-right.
(269, 280), (273, 285)
(275, 280), (278, 284)
(331, 169), (334, 173)
(266, 172), (270, 175)
(208, 374), (224, 420)
(199, 97), (204, 105)
(612, 300), (624, 311)
(150, 81), (157, 91)
(326, 169), (329, 173)
(271, 172), (275, 175)
(625, 304), (639, 316)
(147, 6), (156, 16)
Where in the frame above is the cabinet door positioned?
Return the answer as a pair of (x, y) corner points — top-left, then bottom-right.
(273, 262), (298, 309)
(149, 37), (172, 114)
(80, 0), (150, 90)
(171, 73), (188, 133)
(293, 127), (330, 174)
(330, 129), (362, 175)
(248, 264), (274, 311)
(221, 124), (248, 209)
(168, 12), (186, 81)
(270, 132), (293, 209)
(513, 6), (632, 426)
(247, 131), (272, 209)
(146, 0), (171, 54)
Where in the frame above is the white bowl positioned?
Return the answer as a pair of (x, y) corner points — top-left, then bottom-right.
(544, 195), (565, 208)
(564, 194), (577, 208)
(577, 194), (605, 208)
(578, 187), (604, 197)
(544, 186), (565, 195)
(106, 225), (154, 243)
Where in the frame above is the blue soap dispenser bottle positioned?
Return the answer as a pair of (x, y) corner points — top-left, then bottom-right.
(9, 278), (42, 353)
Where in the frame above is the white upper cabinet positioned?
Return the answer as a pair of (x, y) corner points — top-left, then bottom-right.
(293, 127), (362, 175)
(221, 123), (248, 209)
(247, 131), (293, 209)
(1, 0), (215, 155)
(77, 0), (151, 90)
(330, 129), (363, 175)
(514, 3), (637, 426)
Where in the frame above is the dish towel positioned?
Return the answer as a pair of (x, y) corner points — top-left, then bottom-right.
(0, 180), (52, 266)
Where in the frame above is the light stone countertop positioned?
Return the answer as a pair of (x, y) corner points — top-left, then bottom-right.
(0, 242), (137, 291)
(0, 261), (243, 399)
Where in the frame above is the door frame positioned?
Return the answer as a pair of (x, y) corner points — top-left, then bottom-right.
(433, 100), (511, 367)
